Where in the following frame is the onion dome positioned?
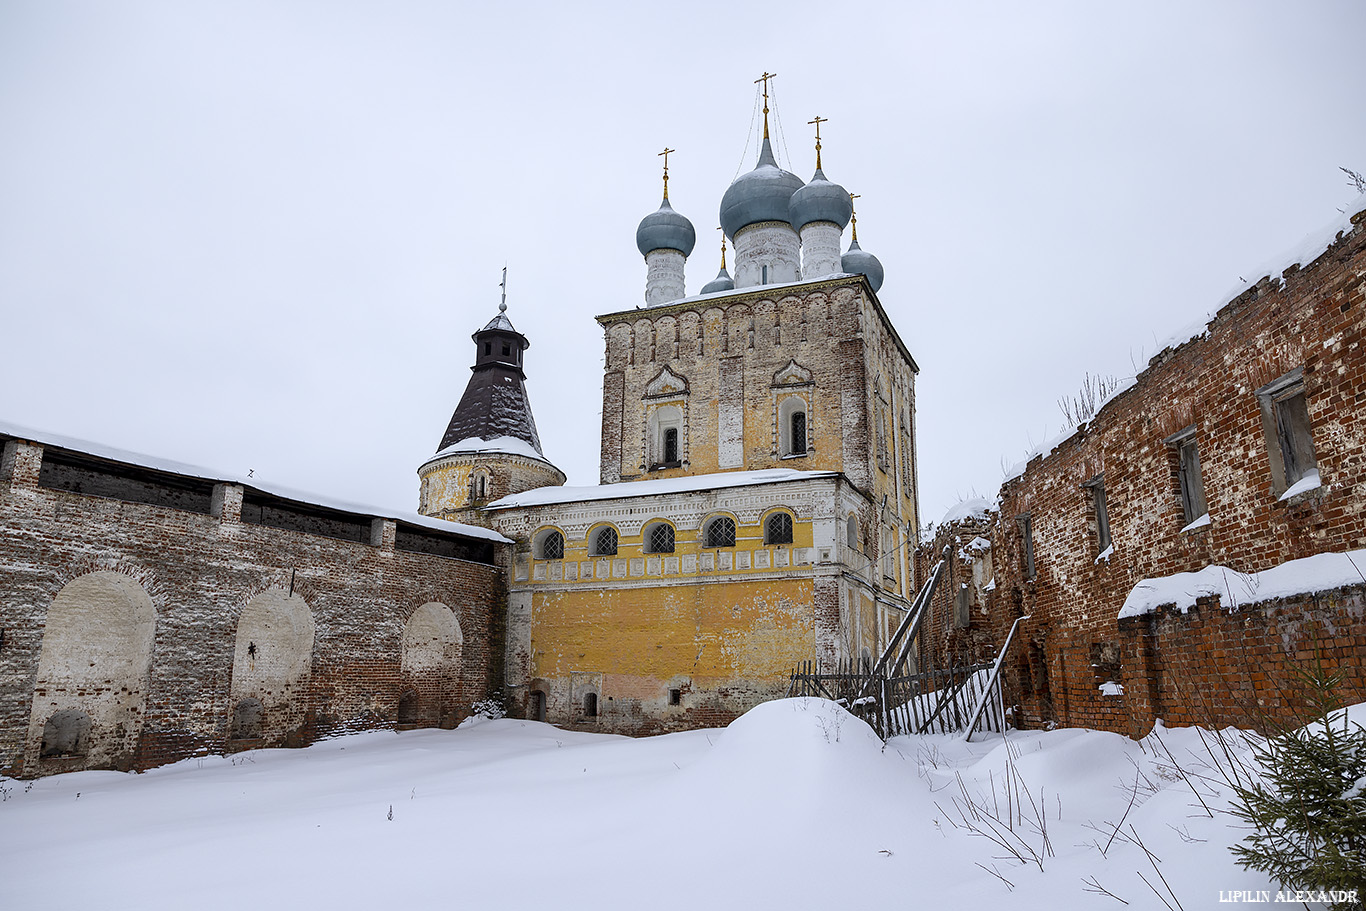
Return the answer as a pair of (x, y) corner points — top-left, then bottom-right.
(789, 167), (853, 232)
(636, 196), (696, 258)
(719, 136), (805, 239)
(700, 232), (735, 294)
(841, 236), (885, 292)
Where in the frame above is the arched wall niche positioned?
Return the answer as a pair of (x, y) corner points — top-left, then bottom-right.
(228, 587), (315, 743)
(26, 570), (157, 772)
(399, 602), (464, 727)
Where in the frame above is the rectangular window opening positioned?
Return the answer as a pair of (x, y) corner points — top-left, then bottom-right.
(1082, 475), (1111, 554)
(668, 688), (681, 706)
(1256, 368), (1318, 496)
(1015, 514), (1035, 580)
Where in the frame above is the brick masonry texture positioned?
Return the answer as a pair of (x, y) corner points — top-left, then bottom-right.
(918, 202), (1366, 735)
(1, 439), (506, 778)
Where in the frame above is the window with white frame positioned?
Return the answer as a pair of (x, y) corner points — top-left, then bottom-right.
(765, 511), (794, 545)
(536, 529), (565, 560)
(591, 526), (618, 556)
(777, 396), (808, 458)
(644, 521), (675, 554)
(1256, 368), (1317, 495)
(703, 516), (736, 548)
(648, 404), (684, 470)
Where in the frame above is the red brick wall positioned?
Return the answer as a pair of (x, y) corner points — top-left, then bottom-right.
(1, 442), (506, 778)
(927, 203), (1366, 735)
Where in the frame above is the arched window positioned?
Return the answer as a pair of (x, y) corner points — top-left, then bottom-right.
(703, 516), (736, 548)
(644, 521), (675, 554)
(847, 514), (859, 550)
(591, 526), (619, 556)
(537, 529), (564, 560)
(765, 512), (794, 545)
(778, 396), (808, 457)
(471, 471), (488, 501)
(649, 404), (684, 470)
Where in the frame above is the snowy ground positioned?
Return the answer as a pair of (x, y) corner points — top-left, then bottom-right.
(0, 699), (1349, 910)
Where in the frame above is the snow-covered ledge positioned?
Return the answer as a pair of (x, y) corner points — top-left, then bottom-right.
(1278, 468), (1323, 502)
(1118, 547), (1366, 620)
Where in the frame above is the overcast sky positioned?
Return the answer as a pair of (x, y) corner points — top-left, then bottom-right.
(3, 1), (1364, 528)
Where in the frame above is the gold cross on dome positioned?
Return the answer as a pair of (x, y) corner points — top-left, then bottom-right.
(755, 71), (777, 137)
(658, 147), (675, 198)
(808, 115), (827, 169)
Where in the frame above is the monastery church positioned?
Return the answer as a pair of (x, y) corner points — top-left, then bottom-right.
(0, 80), (921, 776)
(416, 81), (921, 733)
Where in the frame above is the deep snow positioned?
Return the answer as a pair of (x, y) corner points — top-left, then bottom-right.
(0, 698), (1352, 910)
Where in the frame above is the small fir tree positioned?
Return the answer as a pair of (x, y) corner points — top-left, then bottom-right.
(1228, 660), (1366, 906)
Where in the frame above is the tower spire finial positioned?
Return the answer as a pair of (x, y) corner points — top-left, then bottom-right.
(658, 147), (674, 200)
(717, 226), (727, 270)
(848, 193), (861, 244)
(755, 71), (777, 140)
(499, 265), (507, 312)
(808, 115), (827, 170)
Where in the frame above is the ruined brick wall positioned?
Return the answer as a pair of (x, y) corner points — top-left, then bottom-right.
(0, 438), (506, 778)
(981, 203), (1366, 735)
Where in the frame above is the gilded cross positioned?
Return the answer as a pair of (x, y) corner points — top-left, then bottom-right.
(808, 115), (827, 169)
(755, 71), (777, 137)
(658, 147), (675, 198)
(849, 193), (861, 241)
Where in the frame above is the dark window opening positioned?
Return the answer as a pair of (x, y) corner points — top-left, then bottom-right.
(762, 264), (769, 284)
(668, 688), (682, 706)
(592, 526), (618, 556)
(484, 342), (492, 355)
(501, 343), (511, 356)
(397, 690), (419, 725)
(662, 427), (679, 465)
(41, 709), (92, 758)
(704, 517), (736, 548)
(583, 693), (598, 718)
(646, 523), (675, 554)
(791, 411), (807, 454)
(1083, 476), (1111, 553)
(231, 698), (264, 739)
(765, 512), (794, 545)
(540, 531), (564, 560)
(954, 583), (971, 629)
(1016, 514), (1035, 580)
(1166, 429), (1208, 525)
(530, 690), (547, 722)
(1274, 387), (1316, 487)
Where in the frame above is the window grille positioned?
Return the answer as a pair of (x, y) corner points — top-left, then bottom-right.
(662, 427), (679, 464)
(791, 411), (807, 454)
(593, 526), (618, 556)
(765, 512), (793, 545)
(540, 531), (564, 560)
(647, 522), (675, 554)
(704, 517), (736, 548)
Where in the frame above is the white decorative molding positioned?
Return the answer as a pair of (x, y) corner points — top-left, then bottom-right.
(771, 358), (813, 388)
(733, 221), (800, 288)
(644, 366), (690, 399)
(799, 222), (843, 278)
(645, 249), (686, 306)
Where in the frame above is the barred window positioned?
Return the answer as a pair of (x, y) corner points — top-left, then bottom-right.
(765, 512), (794, 545)
(791, 411), (807, 454)
(646, 522), (675, 554)
(663, 427), (679, 464)
(704, 516), (736, 548)
(592, 526), (618, 556)
(539, 530), (564, 560)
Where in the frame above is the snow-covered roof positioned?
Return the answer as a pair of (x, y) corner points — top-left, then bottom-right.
(487, 468), (839, 509)
(0, 419), (510, 544)
(939, 496), (996, 525)
(425, 435), (553, 465)
(1118, 547), (1366, 620)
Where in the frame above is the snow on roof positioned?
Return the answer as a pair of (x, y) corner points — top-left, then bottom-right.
(426, 435), (552, 465)
(1118, 547), (1366, 620)
(0, 418), (510, 544)
(487, 468), (839, 509)
(939, 497), (995, 525)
